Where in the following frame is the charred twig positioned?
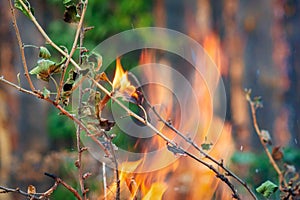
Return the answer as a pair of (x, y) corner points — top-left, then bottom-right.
(90, 77), (242, 199)
(7, 0), (35, 91)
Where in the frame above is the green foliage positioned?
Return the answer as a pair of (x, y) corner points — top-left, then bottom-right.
(14, 0), (34, 19)
(39, 46), (51, 59)
(46, 0), (153, 49)
(29, 59), (62, 81)
(256, 180), (278, 198)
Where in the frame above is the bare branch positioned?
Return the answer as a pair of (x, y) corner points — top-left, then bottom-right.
(246, 92), (287, 189)
(7, 0), (35, 91)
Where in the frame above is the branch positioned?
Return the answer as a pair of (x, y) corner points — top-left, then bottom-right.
(0, 181), (59, 200)
(17, 0), (81, 71)
(0, 76), (111, 158)
(44, 173), (82, 200)
(102, 131), (120, 200)
(246, 92), (287, 189)
(7, 0), (35, 91)
(56, 0), (88, 103)
(74, 3), (88, 199)
(89, 77), (241, 199)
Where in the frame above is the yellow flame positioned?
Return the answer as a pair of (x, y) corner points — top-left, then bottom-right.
(112, 58), (136, 97)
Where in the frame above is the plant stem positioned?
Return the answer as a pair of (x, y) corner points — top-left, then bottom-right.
(56, 0), (88, 103)
(247, 98), (287, 188)
(17, 0), (81, 71)
(8, 0), (36, 91)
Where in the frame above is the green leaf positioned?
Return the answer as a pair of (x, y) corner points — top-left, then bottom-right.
(64, 5), (80, 23)
(256, 180), (278, 198)
(42, 87), (51, 98)
(29, 59), (56, 75)
(201, 142), (213, 150)
(14, 0), (34, 19)
(29, 59), (61, 81)
(201, 137), (213, 150)
(63, 0), (75, 6)
(39, 46), (51, 59)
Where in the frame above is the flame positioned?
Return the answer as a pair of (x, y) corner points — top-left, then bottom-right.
(203, 32), (228, 77)
(112, 58), (137, 99)
(104, 48), (234, 199)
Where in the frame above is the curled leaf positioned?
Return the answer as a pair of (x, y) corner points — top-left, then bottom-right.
(14, 0), (34, 19)
(272, 146), (283, 161)
(29, 57), (65, 81)
(256, 180), (278, 198)
(99, 118), (115, 131)
(27, 185), (36, 195)
(39, 46), (51, 59)
(64, 5), (80, 23)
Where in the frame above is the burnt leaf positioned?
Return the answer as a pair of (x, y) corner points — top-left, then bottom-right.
(256, 180), (278, 198)
(14, 0), (34, 19)
(39, 46), (51, 59)
(63, 70), (77, 92)
(29, 57), (65, 81)
(29, 59), (57, 81)
(64, 5), (80, 23)
(167, 143), (185, 156)
(27, 185), (36, 194)
(99, 118), (115, 131)
(62, 70), (77, 106)
(272, 146), (283, 161)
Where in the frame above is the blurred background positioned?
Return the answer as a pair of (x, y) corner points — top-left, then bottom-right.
(0, 0), (300, 199)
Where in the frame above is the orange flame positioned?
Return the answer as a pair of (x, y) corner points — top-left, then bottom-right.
(104, 48), (234, 199)
(112, 58), (136, 98)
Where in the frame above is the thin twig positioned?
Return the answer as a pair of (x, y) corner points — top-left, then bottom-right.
(246, 94), (287, 188)
(7, 0), (35, 91)
(17, 0), (81, 71)
(44, 172), (82, 200)
(102, 163), (108, 200)
(90, 77), (241, 199)
(102, 131), (120, 200)
(0, 181), (58, 200)
(56, 0), (88, 103)
(0, 76), (111, 157)
(75, 10), (88, 199)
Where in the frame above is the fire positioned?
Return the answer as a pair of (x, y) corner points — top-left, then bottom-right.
(104, 47), (234, 199)
(112, 58), (137, 99)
